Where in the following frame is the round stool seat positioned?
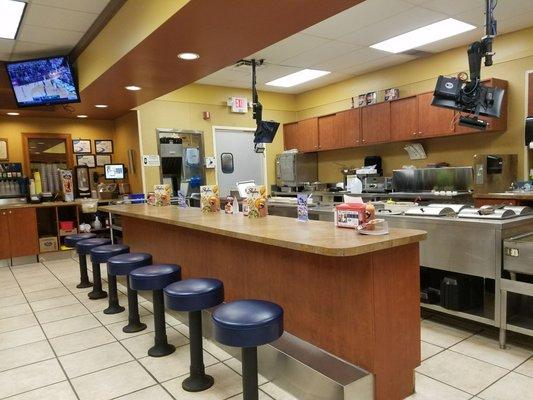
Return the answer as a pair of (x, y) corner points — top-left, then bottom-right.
(90, 244), (129, 263)
(129, 264), (181, 291)
(108, 253), (153, 276)
(65, 233), (97, 248)
(76, 238), (111, 255)
(164, 278), (224, 311)
(212, 300), (283, 347)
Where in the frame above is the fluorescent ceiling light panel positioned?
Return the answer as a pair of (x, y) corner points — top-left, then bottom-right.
(370, 18), (476, 54)
(0, 0), (26, 40)
(266, 69), (330, 87)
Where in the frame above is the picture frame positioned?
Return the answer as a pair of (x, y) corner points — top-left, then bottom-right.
(96, 154), (112, 167)
(72, 139), (91, 154)
(76, 154), (96, 168)
(0, 138), (8, 161)
(95, 140), (113, 154)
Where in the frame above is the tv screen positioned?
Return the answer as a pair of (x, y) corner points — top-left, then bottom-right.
(5, 56), (80, 107)
(104, 164), (125, 180)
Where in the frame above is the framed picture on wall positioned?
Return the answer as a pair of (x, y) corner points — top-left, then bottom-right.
(95, 140), (113, 154)
(0, 138), (8, 161)
(76, 154), (96, 168)
(96, 154), (112, 167)
(72, 139), (91, 154)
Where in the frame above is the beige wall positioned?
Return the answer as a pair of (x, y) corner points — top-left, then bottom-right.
(295, 27), (533, 182)
(0, 116), (115, 166)
(136, 84), (297, 193)
(113, 111), (142, 193)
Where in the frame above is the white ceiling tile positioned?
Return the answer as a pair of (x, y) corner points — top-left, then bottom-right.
(498, 10), (533, 34)
(31, 0), (110, 14)
(248, 33), (330, 64)
(456, 2), (530, 27)
(24, 3), (99, 33)
(256, 64), (302, 83)
(417, 28), (482, 53)
(338, 7), (449, 46)
(313, 47), (388, 71)
(17, 25), (83, 47)
(339, 53), (416, 75)
(302, 0), (415, 39)
(9, 41), (71, 60)
(421, 0), (483, 16)
(403, 0), (431, 4)
(281, 41), (362, 68)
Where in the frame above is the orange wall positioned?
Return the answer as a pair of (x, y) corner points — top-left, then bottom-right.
(113, 111), (142, 193)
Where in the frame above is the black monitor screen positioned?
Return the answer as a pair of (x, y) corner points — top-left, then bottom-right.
(104, 164), (125, 180)
(5, 56), (80, 107)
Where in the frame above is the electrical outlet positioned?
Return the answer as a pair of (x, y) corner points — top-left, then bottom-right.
(205, 157), (216, 169)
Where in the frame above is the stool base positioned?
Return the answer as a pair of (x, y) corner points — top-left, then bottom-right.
(103, 305), (125, 314)
(123, 321), (147, 333)
(148, 343), (175, 358)
(88, 261), (107, 300)
(88, 290), (107, 300)
(182, 374), (214, 392)
(76, 281), (93, 289)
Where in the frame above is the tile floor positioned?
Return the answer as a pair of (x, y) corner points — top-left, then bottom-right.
(0, 256), (532, 400)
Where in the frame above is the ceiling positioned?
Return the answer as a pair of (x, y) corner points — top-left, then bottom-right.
(196, 0), (533, 94)
(0, 0), (112, 62)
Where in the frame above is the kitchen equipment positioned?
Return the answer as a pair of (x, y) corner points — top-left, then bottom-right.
(364, 156), (382, 176)
(458, 207), (516, 219)
(503, 232), (533, 275)
(405, 206), (455, 217)
(503, 206), (532, 216)
(363, 176), (392, 193)
(341, 167), (357, 188)
(74, 166), (91, 198)
(345, 175), (363, 194)
(473, 154), (517, 193)
(440, 275), (483, 311)
(393, 167), (473, 193)
(275, 152), (317, 188)
(428, 203), (469, 213)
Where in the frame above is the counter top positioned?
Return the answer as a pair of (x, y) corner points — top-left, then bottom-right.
(473, 192), (533, 200)
(100, 204), (426, 257)
(0, 201), (81, 210)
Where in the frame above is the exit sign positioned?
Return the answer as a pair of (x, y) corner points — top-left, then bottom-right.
(230, 97), (248, 113)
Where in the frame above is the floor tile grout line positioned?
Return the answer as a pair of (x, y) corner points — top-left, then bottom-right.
(1, 379), (73, 400)
(41, 259), (181, 400)
(5, 262), (82, 400)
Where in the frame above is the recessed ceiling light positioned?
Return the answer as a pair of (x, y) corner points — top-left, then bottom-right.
(6, 112), (19, 116)
(95, 104), (108, 108)
(178, 52), (200, 60)
(370, 18), (476, 54)
(266, 69), (331, 88)
(0, 0), (26, 40)
(125, 85), (141, 91)
(77, 115), (88, 118)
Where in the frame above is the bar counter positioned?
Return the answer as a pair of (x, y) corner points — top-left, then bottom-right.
(101, 204), (426, 400)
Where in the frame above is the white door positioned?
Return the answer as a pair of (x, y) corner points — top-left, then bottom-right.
(214, 128), (265, 197)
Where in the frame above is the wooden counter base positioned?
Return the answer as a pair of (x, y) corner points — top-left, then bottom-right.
(122, 216), (421, 400)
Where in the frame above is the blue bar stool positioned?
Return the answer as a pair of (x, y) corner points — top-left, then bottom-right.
(90, 244), (130, 313)
(212, 300), (284, 400)
(65, 233), (97, 288)
(130, 264), (181, 357)
(165, 278), (224, 392)
(107, 252), (153, 333)
(76, 238), (111, 299)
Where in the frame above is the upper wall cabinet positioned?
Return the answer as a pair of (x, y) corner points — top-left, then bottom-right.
(361, 102), (391, 144)
(282, 77), (508, 153)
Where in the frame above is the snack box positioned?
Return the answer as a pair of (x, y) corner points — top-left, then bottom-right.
(335, 203), (366, 228)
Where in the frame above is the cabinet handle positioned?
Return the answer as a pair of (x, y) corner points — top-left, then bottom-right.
(418, 131), (422, 135)
(8, 211), (12, 214)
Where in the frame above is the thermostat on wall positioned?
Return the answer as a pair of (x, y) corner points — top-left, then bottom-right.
(205, 157), (216, 169)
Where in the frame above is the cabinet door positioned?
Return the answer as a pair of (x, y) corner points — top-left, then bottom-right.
(361, 102), (391, 144)
(8, 208), (39, 258)
(390, 97), (418, 142)
(318, 114), (343, 151)
(417, 92), (454, 137)
(298, 117), (319, 152)
(283, 123), (299, 151)
(338, 108), (361, 148)
(0, 211), (10, 259)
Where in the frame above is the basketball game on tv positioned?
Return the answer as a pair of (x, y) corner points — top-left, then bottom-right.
(6, 56), (80, 107)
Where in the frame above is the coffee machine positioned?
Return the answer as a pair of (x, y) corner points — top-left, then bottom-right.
(74, 166), (91, 198)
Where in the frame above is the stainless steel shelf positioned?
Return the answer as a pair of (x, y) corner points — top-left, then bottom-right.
(421, 303), (496, 326)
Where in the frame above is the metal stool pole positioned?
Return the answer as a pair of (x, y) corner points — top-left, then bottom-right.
(77, 254), (92, 288)
(242, 347), (259, 400)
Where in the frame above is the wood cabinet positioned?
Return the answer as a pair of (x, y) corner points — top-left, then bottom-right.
(283, 118), (319, 153)
(0, 208), (39, 259)
(417, 92), (455, 138)
(0, 211), (10, 259)
(390, 96), (418, 142)
(318, 114), (343, 150)
(361, 102), (391, 144)
(338, 108), (362, 148)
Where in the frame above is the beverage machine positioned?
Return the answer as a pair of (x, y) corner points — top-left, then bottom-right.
(157, 129), (206, 197)
(0, 163), (28, 204)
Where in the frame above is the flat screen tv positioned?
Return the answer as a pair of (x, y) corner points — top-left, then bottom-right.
(104, 164), (125, 180)
(5, 56), (80, 107)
